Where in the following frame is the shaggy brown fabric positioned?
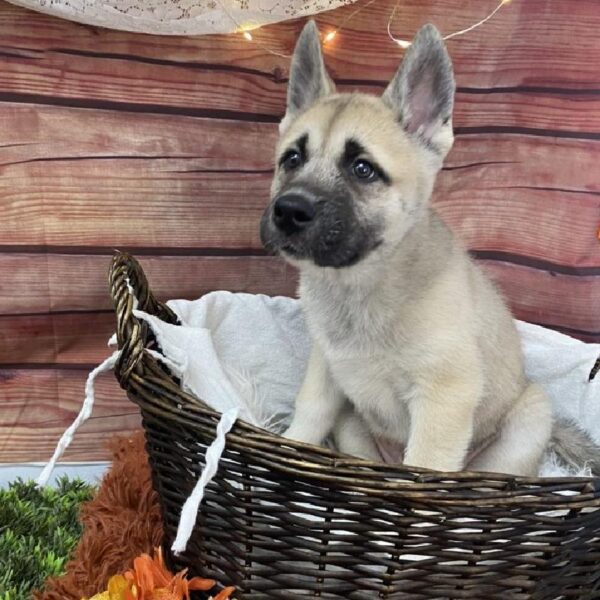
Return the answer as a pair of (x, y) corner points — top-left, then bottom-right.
(34, 431), (164, 600)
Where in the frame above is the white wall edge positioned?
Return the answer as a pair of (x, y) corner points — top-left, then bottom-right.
(0, 462), (111, 488)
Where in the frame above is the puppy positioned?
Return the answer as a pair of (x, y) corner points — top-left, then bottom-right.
(261, 21), (599, 476)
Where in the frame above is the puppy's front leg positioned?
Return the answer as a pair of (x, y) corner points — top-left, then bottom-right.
(404, 372), (483, 472)
(283, 342), (344, 446)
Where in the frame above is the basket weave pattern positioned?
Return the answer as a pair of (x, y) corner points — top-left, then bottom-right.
(110, 252), (600, 599)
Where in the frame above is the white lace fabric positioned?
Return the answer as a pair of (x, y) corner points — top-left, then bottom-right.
(7, 0), (356, 35)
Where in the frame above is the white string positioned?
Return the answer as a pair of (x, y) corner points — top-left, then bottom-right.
(36, 351), (121, 487)
(388, 0), (511, 48)
(443, 0), (510, 41)
(386, 0), (409, 48)
(37, 274), (139, 487)
(171, 407), (240, 555)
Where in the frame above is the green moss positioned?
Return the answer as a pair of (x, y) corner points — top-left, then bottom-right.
(0, 477), (94, 600)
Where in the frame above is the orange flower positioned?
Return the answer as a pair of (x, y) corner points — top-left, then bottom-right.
(86, 574), (137, 600)
(88, 547), (224, 600)
(124, 547), (218, 600)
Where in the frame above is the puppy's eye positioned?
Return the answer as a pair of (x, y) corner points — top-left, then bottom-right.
(352, 159), (377, 181)
(281, 150), (302, 171)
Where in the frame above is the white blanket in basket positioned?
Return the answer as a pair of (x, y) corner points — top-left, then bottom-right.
(39, 291), (600, 554)
(147, 291), (600, 456)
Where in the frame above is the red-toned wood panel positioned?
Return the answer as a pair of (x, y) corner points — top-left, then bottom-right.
(480, 262), (600, 339)
(0, 254), (297, 314)
(0, 312), (115, 365)
(1, 0), (599, 89)
(0, 103), (277, 170)
(0, 368), (139, 462)
(0, 262), (596, 369)
(1, 130), (598, 263)
(0, 0), (598, 462)
(1, 47), (600, 132)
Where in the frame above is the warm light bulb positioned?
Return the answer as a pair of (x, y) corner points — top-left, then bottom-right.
(243, 31), (253, 41)
(324, 30), (337, 43)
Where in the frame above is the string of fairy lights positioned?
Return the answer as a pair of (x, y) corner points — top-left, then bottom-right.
(219, 0), (513, 56)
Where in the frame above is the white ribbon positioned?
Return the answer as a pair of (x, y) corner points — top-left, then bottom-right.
(36, 350), (121, 487)
(171, 407), (240, 555)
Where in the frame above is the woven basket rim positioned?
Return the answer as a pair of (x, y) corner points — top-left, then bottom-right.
(108, 250), (600, 505)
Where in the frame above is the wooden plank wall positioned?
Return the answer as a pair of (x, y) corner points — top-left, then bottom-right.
(0, 0), (598, 462)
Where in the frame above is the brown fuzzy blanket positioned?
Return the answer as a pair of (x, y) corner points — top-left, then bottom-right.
(35, 432), (163, 600)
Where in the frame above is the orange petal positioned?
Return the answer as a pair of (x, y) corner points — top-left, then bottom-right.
(212, 586), (236, 600)
(132, 555), (156, 594)
(171, 572), (200, 600)
(187, 577), (216, 592)
(167, 574), (186, 595)
(149, 550), (173, 588)
(151, 589), (179, 600)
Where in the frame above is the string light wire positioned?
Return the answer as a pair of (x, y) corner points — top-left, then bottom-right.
(215, 0), (289, 57)
(388, 0), (513, 48)
(216, 0), (514, 57)
(323, 0), (380, 45)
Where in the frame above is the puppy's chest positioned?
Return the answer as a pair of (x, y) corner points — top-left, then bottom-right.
(303, 284), (416, 439)
(332, 351), (414, 433)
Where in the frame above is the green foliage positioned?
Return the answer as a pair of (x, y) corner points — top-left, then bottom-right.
(0, 477), (94, 600)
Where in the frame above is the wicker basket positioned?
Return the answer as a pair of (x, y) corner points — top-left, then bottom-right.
(110, 252), (600, 599)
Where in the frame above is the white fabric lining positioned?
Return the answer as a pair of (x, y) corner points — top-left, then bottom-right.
(39, 290), (600, 555)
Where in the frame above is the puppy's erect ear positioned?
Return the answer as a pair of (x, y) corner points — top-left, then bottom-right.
(281, 20), (335, 131)
(382, 24), (455, 157)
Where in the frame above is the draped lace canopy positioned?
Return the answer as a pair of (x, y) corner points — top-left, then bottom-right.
(7, 0), (356, 35)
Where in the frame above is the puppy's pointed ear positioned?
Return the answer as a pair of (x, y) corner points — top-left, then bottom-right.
(281, 20), (335, 131)
(382, 24), (455, 157)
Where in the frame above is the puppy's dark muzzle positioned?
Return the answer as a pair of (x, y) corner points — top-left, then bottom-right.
(272, 193), (316, 236)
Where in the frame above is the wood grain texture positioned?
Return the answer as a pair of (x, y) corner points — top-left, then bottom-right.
(1, 122), (599, 264)
(480, 262), (600, 338)
(1, 0), (599, 89)
(0, 311), (116, 364)
(0, 368), (139, 461)
(0, 0), (598, 462)
(2, 47), (600, 132)
(1, 104), (598, 264)
(0, 254), (297, 314)
(0, 262), (596, 370)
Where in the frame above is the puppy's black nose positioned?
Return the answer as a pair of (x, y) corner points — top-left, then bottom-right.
(273, 194), (316, 235)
